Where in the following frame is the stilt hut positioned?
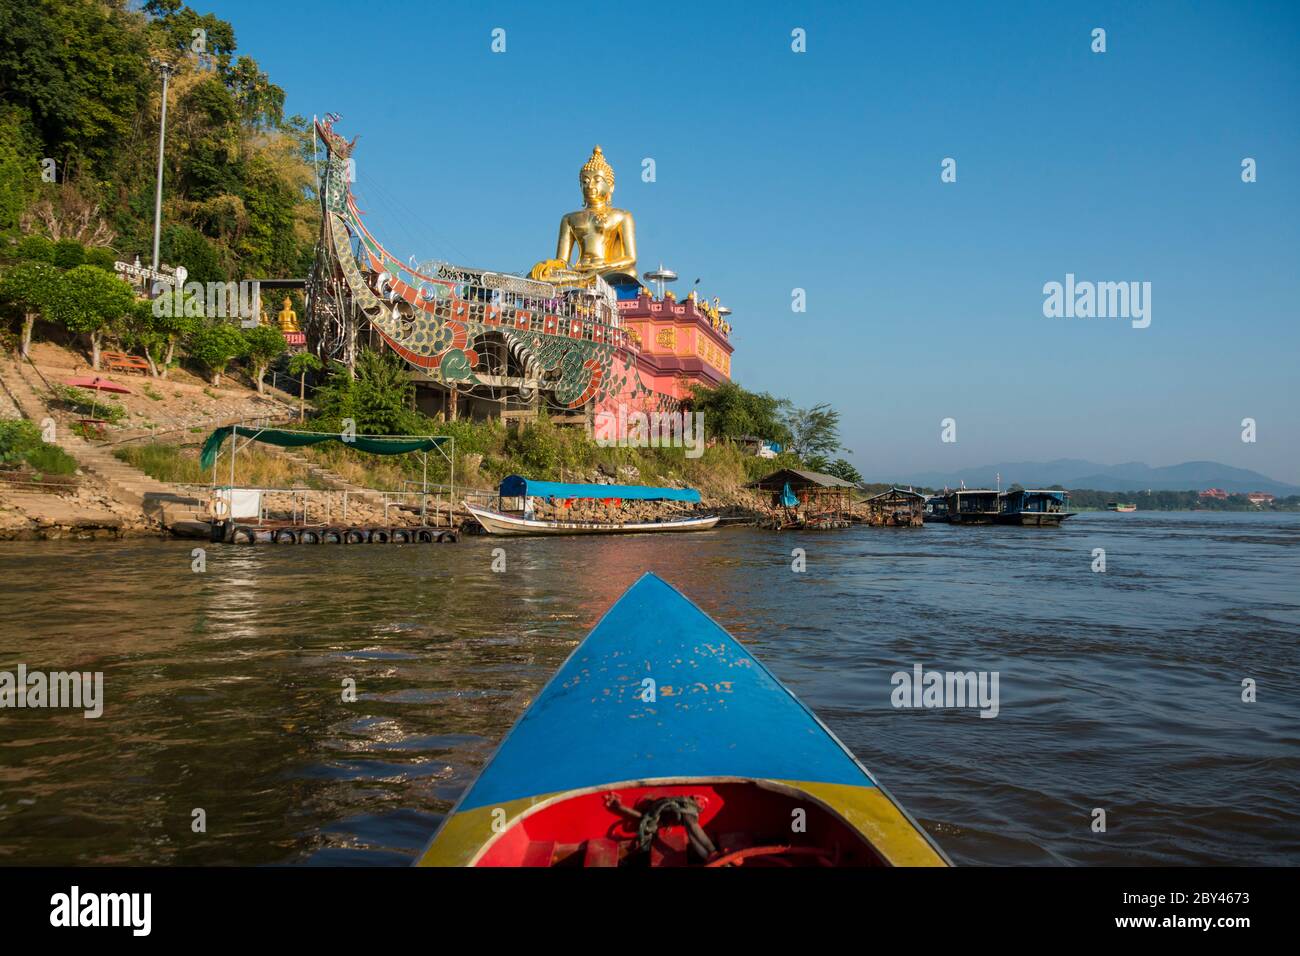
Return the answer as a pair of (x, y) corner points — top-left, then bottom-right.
(748, 468), (857, 529)
(864, 487), (925, 527)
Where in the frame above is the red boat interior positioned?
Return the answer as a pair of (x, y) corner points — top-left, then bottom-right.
(474, 782), (887, 867)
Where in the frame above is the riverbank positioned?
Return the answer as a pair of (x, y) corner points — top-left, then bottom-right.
(1, 343), (798, 539)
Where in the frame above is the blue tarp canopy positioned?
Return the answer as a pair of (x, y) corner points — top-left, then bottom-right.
(499, 475), (701, 503)
(780, 482), (800, 507)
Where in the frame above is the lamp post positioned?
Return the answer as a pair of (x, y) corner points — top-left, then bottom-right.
(149, 60), (176, 281)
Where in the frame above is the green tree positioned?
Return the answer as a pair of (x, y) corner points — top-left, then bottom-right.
(313, 348), (424, 434)
(146, 286), (203, 376)
(0, 260), (61, 357)
(51, 264), (136, 368)
(242, 323), (285, 395)
(784, 403), (843, 460)
(683, 381), (792, 446)
(238, 153), (299, 276)
(229, 56), (285, 129)
(0, 0), (151, 175)
(144, 1), (237, 74)
(825, 458), (863, 484)
(187, 321), (245, 385)
(0, 112), (40, 235)
(174, 77), (243, 202)
(160, 224), (227, 284)
(287, 350), (322, 422)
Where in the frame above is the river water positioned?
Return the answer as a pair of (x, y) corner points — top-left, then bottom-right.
(0, 511), (1296, 866)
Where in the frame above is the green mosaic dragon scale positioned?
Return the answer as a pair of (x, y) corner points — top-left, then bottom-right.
(311, 117), (649, 410)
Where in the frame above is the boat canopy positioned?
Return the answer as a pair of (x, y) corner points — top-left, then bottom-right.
(499, 475), (701, 503)
(200, 425), (448, 471)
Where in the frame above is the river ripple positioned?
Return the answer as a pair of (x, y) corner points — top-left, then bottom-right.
(0, 511), (1296, 865)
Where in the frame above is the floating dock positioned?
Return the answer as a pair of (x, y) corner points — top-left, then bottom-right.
(208, 520), (458, 544)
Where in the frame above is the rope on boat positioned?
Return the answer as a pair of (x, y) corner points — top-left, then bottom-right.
(606, 794), (716, 860)
(604, 791), (842, 867)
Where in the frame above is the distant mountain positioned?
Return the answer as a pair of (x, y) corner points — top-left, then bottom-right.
(882, 459), (1300, 495)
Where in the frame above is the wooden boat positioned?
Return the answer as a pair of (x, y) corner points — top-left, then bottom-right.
(465, 502), (719, 536)
(417, 573), (950, 867)
(1107, 502), (1137, 513)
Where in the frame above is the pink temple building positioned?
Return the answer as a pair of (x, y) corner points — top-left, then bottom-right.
(598, 290), (734, 418)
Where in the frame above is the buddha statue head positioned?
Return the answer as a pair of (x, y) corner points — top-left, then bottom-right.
(580, 145), (615, 209)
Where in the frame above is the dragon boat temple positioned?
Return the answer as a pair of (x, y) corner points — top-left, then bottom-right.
(304, 120), (734, 425)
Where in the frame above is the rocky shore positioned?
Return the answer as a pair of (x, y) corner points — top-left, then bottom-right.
(0, 475), (158, 540)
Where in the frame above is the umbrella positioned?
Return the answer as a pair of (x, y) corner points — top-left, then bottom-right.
(65, 376), (131, 420)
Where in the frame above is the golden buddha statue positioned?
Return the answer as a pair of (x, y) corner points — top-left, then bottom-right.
(553, 146), (637, 280)
(277, 296), (300, 334)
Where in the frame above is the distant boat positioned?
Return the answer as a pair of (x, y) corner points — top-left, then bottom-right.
(995, 489), (1076, 526)
(923, 494), (950, 523)
(416, 573), (949, 867)
(944, 489), (1000, 525)
(1107, 502), (1137, 513)
(465, 503), (719, 536)
(946, 488), (1076, 526)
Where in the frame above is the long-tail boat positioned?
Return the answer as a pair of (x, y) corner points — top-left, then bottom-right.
(465, 504), (719, 535)
(465, 475), (718, 536)
(417, 573), (949, 867)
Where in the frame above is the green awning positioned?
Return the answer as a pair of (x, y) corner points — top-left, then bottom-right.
(200, 425), (447, 471)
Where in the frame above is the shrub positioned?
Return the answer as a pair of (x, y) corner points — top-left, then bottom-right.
(14, 235), (54, 263)
(0, 419), (76, 474)
(51, 238), (86, 269)
(311, 348), (429, 435)
(84, 247), (117, 272)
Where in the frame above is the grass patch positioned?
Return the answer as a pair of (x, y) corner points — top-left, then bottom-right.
(114, 442), (328, 488)
(0, 420), (78, 476)
(46, 383), (126, 423)
(289, 414), (789, 496)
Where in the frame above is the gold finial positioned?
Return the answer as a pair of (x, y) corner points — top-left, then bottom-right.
(581, 145), (614, 186)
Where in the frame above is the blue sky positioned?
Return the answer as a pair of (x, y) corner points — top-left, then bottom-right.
(205, 0), (1299, 482)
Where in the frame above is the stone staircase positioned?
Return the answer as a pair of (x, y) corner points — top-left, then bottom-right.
(0, 358), (208, 530)
(275, 449), (385, 505)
